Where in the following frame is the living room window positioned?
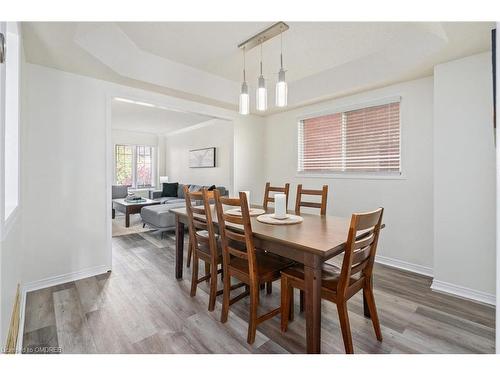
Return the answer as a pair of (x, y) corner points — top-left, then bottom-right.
(297, 100), (401, 175)
(114, 144), (156, 188)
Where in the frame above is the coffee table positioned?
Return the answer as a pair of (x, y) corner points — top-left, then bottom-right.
(112, 198), (161, 227)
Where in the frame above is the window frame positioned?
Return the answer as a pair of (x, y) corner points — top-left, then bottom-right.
(113, 143), (157, 189)
(296, 96), (405, 180)
(0, 22), (21, 240)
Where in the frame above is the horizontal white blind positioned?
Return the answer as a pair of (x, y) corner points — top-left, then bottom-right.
(298, 102), (400, 173)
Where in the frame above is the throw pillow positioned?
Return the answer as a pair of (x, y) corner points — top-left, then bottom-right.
(178, 184), (188, 199)
(207, 185), (216, 191)
(162, 182), (178, 197)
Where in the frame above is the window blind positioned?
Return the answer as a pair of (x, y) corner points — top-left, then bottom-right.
(298, 101), (400, 173)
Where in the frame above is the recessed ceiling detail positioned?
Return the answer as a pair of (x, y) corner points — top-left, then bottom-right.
(22, 22), (493, 114)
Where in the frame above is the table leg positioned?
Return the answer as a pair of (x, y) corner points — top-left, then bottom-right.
(304, 256), (322, 354)
(125, 208), (130, 227)
(175, 216), (185, 280)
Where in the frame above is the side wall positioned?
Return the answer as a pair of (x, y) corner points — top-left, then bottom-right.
(264, 77), (435, 273)
(433, 52), (496, 302)
(164, 120), (234, 192)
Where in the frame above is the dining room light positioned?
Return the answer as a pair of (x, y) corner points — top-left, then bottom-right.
(256, 43), (267, 111)
(275, 30), (288, 107)
(239, 48), (250, 115)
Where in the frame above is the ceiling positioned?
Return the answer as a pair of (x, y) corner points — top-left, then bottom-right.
(111, 99), (214, 135)
(116, 22), (493, 83)
(22, 22), (494, 113)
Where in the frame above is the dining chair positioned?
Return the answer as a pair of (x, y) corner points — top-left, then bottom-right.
(280, 208), (384, 354)
(214, 190), (294, 344)
(263, 182), (290, 211)
(295, 184), (328, 216)
(295, 184), (329, 311)
(184, 186), (223, 311)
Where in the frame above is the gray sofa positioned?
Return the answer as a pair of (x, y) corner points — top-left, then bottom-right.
(140, 183), (228, 233)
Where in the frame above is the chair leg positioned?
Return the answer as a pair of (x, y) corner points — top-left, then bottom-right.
(204, 262), (211, 283)
(186, 238), (192, 268)
(364, 282), (382, 341)
(289, 287), (295, 322)
(280, 277), (290, 333)
(260, 283), (265, 290)
(142, 222), (146, 228)
(220, 270), (231, 323)
(247, 283), (259, 344)
(208, 262), (218, 312)
(337, 301), (354, 354)
(299, 290), (305, 312)
(266, 281), (272, 294)
(190, 252), (198, 297)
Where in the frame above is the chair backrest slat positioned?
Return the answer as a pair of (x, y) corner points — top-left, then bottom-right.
(337, 208), (384, 297)
(295, 184), (328, 216)
(263, 182), (290, 211)
(184, 186), (218, 263)
(215, 190), (259, 285)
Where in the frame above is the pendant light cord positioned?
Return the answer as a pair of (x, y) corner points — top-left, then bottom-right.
(243, 47), (246, 82)
(280, 30), (283, 69)
(260, 41), (263, 76)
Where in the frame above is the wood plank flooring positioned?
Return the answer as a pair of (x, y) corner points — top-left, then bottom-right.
(22, 231), (496, 354)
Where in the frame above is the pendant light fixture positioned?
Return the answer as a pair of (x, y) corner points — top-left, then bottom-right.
(256, 41), (267, 111)
(237, 22), (289, 113)
(275, 29), (288, 107)
(239, 47), (249, 115)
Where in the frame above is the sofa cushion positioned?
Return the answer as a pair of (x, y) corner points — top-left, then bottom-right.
(141, 202), (185, 229)
(157, 197), (185, 204)
(162, 182), (178, 197)
(177, 184), (188, 199)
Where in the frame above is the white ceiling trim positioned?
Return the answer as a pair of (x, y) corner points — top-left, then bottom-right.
(74, 23), (240, 106)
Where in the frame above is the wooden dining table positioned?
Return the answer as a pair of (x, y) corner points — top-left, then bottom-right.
(171, 205), (378, 354)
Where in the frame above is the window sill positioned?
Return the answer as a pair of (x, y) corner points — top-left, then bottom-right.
(295, 172), (407, 181)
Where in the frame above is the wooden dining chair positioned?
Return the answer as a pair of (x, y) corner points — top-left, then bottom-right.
(295, 184), (329, 311)
(214, 189), (294, 344)
(263, 182), (290, 211)
(295, 184), (328, 216)
(280, 208), (384, 354)
(184, 187), (223, 311)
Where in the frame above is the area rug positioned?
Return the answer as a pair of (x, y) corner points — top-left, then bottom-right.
(112, 212), (152, 237)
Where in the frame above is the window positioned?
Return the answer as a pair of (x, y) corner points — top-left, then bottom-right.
(114, 144), (156, 188)
(298, 101), (400, 174)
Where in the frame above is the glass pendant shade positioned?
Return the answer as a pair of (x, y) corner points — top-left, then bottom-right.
(276, 68), (287, 107)
(256, 75), (267, 111)
(239, 81), (249, 115)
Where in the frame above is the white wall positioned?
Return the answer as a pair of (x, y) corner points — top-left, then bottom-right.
(433, 52), (496, 301)
(21, 63), (265, 288)
(164, 120), (234, 192)
(264, 77), (435, 272)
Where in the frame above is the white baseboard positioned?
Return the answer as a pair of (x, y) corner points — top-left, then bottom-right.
(375, 255), (433, 277)
(22, 264), (111, 293)
(431, 279), (496, 306)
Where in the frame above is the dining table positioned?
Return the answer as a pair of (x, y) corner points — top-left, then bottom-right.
(171, 204), (380, 354)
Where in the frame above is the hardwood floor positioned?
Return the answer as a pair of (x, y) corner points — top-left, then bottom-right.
(22, 231), (496, 354)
